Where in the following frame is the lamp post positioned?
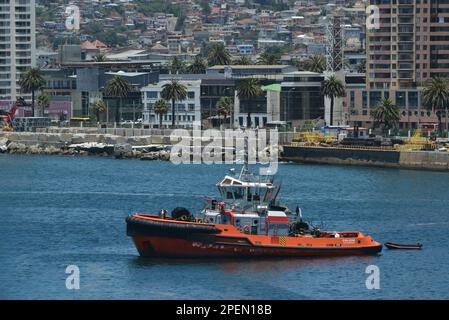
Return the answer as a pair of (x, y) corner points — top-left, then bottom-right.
(444, 106), (449, 138)
(223, 86), (232, 129)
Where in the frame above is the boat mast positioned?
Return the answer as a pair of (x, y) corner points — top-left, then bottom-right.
(239, 135), (249, 179)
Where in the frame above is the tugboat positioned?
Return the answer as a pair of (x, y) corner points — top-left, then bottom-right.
(126, 163), (382, 258)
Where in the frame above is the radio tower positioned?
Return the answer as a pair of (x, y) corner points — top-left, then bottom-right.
(325, 12), (344, 73)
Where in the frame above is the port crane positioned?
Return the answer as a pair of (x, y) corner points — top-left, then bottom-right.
(0, 97), (26, 131)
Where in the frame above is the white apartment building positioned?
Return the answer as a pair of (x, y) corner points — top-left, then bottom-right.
(141, 79), (201, 129)
(0, 0), (36, 101)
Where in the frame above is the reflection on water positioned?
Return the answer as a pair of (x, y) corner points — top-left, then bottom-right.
(130, 255), (380, 273)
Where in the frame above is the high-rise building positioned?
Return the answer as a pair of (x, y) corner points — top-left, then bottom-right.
(348, 0), (447, 130)
(366, 0), (449, 89)
(0, 0), (36, 102)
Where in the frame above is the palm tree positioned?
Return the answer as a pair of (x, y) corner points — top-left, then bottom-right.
(233, 55), (253, 65)
(104, 76), (132, 123)
(153, 99), (168, 128)
(37, 91), (50, 117)
(161, 80), (187, 127)
(207, 42), (231, 66)
(302, 55), (326, 73)
(370, 98), (400, 134)
(258, 52), (280, 65)
(169, 56), (186, 74)
(187, 55), (207, 74)
(216, 96), (232, 128)
(93, 54), (107, 62)
(91, 100), (107, 123)
(422, 77), (449, 135)
(237, 78), (262, 128)
(357, 60), (366, 73)
(321, 75), (346, 126)
(19, 68), (45, 117)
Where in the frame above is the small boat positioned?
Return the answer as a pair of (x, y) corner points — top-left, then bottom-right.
(384, 242), (423, 250)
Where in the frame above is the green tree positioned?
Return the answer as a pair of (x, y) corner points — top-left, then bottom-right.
(233, 55), (253, 65)
(422, 77), (449, 135)
(161, 80), (187, 127)
(198, 0), (211, 17)
(169, 56), (186, 74)
(135, 0), (182, 16)
(301, 55), (326, 73)
(357, 60), (366, 73)
(104, 76), (132, 123)
(216, 96), (232, 128)
(207, 42), (231, 66)
(370, 98), (400, 134)
(187, 55), (207, 74)
(258, 52), (280, 65)
(91, 100), (107, 123)
(175, 13), (186, 31)
(19, 68), (45, 117)
(237, 78), (262, 128)
(153, 99), (168, 128)
(37, 91), (50, 117)
(321, 75), (346, 126)
(93, 54), (107, 62)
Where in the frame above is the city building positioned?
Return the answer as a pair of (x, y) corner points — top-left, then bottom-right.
(207, 65), (297, 80)
(76, 68), (157, 121)
(278, 71), (325, 128)
(141, 78), (202, 129)
(0, 0), (36, 102)
(365, 0), (443, 129)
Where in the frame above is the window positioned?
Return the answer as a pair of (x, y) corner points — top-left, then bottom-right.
(369, 91), (382, 108)
(362, 91), (367, 108)
(147, 91), (158, 99)
(396, 91), (406, 107)
(350, 91), (355, 109)
(408, 91), (418, 108)
(187, 91), (195, 99)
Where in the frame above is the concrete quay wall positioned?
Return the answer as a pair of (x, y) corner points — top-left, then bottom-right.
(282, 146), (449, 171)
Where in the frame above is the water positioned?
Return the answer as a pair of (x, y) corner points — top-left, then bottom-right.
(1, 154), (448, 299)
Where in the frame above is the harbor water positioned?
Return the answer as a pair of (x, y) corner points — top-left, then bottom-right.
(1, 154), (448, 299)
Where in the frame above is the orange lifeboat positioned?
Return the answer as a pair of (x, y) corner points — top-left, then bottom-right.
(126, 214), (382, 258)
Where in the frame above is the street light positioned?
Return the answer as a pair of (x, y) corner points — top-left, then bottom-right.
(445, 106), (448, 138)
(201, 90), (212, 128)
(223, 86), (232, 128)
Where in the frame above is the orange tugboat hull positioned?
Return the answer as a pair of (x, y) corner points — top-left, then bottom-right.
(126, 214), (382, 258)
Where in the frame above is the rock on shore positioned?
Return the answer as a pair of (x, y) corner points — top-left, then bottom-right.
(0, 132), (172, 160)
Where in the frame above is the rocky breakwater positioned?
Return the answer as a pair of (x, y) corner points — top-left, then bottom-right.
(0, 131), (172, 161)
(113, 143), (171, 161)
